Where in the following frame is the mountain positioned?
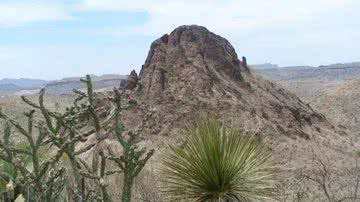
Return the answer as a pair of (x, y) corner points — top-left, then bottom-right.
(59, 74), (127, 82)
(105, 25), (351, 194)
(0, 75), (127, 95)
(259, 62), (360, 81)
(257, 62), (360, 97)
(0, 78), (49, 89)
(252, 63), (279, 69)
(44, 74), (127, 94)
(254, 61), (360, 146)
(0, 83), (21, 94)
(319, 62), (360, 69)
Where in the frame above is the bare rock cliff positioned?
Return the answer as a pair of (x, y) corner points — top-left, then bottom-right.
(139, 25), (248, 100)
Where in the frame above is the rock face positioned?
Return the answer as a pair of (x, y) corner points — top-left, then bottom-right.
(139, 25), (248, 100)
(241, 56), (248, 68)
(119, 25), (351, 185)
(133, 25), (340, 142)
(125, 70), (138, 90)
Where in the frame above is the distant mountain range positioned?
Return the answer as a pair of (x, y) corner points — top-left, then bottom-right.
(2, 61), (360, 95)
(0, 74), (128, 95)
(257, 62), (360, 81)
(0, 83), (22, 93)
(255, 61), (360, 97)
(45, 74), (127, 94)
(0, 78), (49, 89)
(251, 63), (279, 69)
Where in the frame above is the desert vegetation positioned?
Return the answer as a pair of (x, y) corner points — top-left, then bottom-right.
(161, 115), (275, 201)
(0, 76), (358, 202)
(0, 75), (282, 201)
(0, 75), (153, 201)
(0, 25), (358, 202)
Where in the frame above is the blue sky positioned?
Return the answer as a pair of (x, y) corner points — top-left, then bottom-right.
(0, 0), (360, 80)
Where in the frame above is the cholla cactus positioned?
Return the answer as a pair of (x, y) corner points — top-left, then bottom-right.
(0, 110), (66, 201)
(108, 130), (154, 202)
(78, 76), (154, 202)
(0, 75), (154, 202)
(107, 89), (154, 202)
(19, 88), (95, 201)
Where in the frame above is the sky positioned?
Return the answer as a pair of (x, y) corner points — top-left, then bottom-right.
(0, 0), (359, 80)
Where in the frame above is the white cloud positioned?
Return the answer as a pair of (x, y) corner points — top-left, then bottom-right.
(1, 0), (359, 76)
(80, 0), (360, 37)
(79, 0), (360, 66)
(0, 1), (72, 27)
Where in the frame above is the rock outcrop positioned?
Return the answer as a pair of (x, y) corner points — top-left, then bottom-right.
(241, 56), (248, 68)
(139, 25), (248, 100)
(125, 70), (138, 90)
(117, 25), (351, 185)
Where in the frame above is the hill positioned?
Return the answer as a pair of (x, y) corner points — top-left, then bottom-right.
(256, 63), (360, 137)
(0, 83), (21, 94)
(44, 74), (127, 94)
(252, 63), (279, 70)
(0, 25), (354, 200)
(0, 78), (49, 89)
(305, 79), (360, 144)
(259, 62), (360, 81)
(106, 25), (352, 196)
(257, 62), (360, 97)
(0, 75), (127, 95)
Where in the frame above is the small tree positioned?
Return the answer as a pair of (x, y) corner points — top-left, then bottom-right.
(161, 115), (276, 201)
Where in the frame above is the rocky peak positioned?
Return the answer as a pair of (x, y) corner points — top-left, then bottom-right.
(112, 26), (352, 198)
(129, 25), (344, 144)
(139, 25), (248, 100)
(117, 25), (350, 181)
(126, 70), (138, 90)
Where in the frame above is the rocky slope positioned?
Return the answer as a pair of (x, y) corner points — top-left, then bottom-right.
(305, 79), (360, 144)
(113, 25), (352, 178)
(257, 61), (360, 145)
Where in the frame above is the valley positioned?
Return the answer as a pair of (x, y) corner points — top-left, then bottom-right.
(1, 0), (359, 201)
(0, 25), (359, 201)
(256, 62), (360, 144)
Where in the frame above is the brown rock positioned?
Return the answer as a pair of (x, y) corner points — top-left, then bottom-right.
(242, 56), (248, 69)
(139, 25), (248, 100)
(126, 70), (138, 90)
(113, 25), (352, 197)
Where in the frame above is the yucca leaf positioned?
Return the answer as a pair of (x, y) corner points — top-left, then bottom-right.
(161, 115), (276, 201)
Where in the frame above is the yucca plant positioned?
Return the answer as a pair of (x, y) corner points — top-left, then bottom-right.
(161, 115), (276, 201)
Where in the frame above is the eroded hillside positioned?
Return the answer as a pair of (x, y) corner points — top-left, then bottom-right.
(110, 26), (352, 185)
